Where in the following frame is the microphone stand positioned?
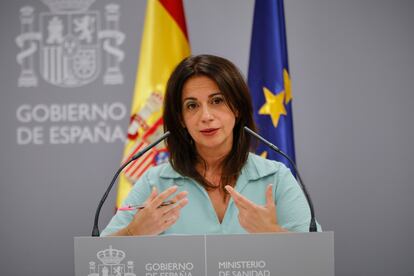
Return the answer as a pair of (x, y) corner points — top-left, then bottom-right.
(244, 126), (317, 232)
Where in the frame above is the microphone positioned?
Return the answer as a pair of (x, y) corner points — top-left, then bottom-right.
(244, 126), (317, 232)
(92, 131), (171, 237)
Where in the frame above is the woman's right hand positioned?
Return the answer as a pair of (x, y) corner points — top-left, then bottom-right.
(125, 185), (188, 236)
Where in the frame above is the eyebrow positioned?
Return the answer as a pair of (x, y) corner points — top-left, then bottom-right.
(182, 92), (223, 101)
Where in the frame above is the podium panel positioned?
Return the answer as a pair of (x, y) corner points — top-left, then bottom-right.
(75, 232), (334, 276)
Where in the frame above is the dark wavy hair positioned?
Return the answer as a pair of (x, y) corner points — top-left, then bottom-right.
(163, 54), (256, 193)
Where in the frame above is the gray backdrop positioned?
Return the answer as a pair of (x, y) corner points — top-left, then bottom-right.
(1, 0), (413, 276)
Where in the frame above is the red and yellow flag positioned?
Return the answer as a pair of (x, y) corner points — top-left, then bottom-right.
(116, 0), (190, 207)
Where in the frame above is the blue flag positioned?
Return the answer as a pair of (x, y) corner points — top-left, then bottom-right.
(248, 0), (296, 171)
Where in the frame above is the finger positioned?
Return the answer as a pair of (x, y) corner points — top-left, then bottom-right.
(146, 185), (158, 203)
(141, 186), (158, 208)
(230, 193), (246, 212)
(169, 191), (188, 204)
(265, 184), (275, 208)
(225, 185), (247, 209)
(161, 197), (189, 215)
(225, 185), (256, 210)
(149, 186), (178, 209)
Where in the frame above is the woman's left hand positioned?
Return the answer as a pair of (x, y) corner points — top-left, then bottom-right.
(225, 184), (287, 233)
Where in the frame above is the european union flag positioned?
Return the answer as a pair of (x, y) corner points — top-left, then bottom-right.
(248, 0), (296, 171)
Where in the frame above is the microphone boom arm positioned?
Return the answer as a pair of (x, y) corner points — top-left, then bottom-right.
(244, 126), (317, 232)
(91, 131), (170, 237)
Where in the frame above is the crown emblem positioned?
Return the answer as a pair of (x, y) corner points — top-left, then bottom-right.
(97, 246), (125, 265)
(41, 0), (96, 13)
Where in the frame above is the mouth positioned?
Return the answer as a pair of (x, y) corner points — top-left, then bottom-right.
(200, 128), (219, 136)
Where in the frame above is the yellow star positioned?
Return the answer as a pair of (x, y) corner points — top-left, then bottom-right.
(259, 87), (287, 128)
(283, 69), (292, 104)
(260, 151), (268, 159)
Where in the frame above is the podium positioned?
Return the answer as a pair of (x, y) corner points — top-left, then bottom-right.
(75, 232), (334, 276)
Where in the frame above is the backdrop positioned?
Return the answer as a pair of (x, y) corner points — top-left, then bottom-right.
(1, 1), (413, 276)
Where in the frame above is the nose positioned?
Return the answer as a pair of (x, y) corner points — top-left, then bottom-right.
(200, 104), (214, 122)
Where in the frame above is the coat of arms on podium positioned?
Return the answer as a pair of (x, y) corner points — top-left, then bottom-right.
(88, 246), (136, 276)
(16, 0), (125, 88)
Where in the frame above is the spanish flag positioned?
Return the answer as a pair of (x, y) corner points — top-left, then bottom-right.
(116, 0), (190, 207)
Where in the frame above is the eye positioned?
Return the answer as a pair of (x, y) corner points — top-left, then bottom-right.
(185, 101), (198, 110)
(211, 96), (224, 105)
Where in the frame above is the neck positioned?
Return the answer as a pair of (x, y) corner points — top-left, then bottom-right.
(196, 146), (230, 174)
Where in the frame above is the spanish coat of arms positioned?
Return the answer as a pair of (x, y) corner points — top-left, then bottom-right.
(88, 246), (136, 276)
(16, 0), (125, 87)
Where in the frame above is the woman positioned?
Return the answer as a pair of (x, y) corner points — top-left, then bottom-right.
(101, 55), (317, 236)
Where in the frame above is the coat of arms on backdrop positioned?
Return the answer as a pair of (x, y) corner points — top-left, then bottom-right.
(16, 0), (125, 88)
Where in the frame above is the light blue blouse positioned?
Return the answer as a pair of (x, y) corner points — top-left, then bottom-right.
(101, 153), (320, 236)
